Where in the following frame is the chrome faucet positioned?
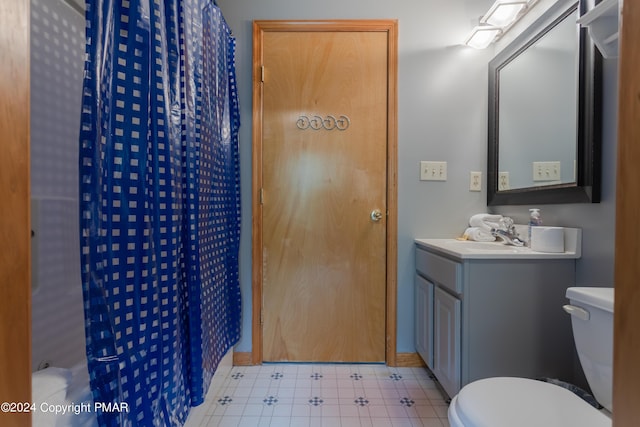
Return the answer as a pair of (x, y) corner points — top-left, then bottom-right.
(490, 217), (525, 247)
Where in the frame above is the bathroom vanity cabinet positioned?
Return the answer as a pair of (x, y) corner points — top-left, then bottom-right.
(414, 238), (580, 399)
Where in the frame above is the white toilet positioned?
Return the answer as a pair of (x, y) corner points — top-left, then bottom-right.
(448, 287), (613, 427)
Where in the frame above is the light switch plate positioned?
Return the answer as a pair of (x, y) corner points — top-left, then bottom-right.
(533, 161), (561, 181)
(420, 161), (447, 181)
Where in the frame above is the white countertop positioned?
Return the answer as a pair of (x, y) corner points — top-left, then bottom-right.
(415, 228), (582, 260)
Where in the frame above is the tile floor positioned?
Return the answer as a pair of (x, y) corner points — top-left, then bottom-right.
(184, 363), (451, 427)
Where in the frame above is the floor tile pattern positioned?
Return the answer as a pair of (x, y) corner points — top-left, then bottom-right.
(185, 363), (451, 427)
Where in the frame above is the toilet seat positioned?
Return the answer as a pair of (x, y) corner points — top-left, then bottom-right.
(448, 377), (611, 427)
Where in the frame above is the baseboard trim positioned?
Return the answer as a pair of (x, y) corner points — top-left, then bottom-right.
(232, 351), (426, 367)
(233, 352), (254, 366)
(395, 352), (426, 367)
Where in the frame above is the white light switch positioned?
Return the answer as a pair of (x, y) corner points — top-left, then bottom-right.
(420, 161), (447, 181)
(533, 161), (561, 181)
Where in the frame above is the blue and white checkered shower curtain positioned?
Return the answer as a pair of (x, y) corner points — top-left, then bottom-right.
(78, 0), (241, 425)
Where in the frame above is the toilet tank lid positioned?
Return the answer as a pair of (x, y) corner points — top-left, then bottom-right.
(566, 287), (614, 313)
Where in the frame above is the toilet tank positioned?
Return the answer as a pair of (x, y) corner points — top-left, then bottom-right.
(564, 287), (614, 413)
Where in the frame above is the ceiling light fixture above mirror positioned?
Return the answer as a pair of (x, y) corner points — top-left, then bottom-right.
(465, 26), (503, 49)
(482, 0), (530, 26)
(465, 0), (535, 49)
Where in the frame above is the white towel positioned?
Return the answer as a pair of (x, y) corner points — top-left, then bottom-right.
(469, 213), (503, 231)
(463, 227), (496, 242)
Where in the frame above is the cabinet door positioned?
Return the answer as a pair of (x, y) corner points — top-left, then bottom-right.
(415, 275), (434, 368)
(434, 287), (461, 398)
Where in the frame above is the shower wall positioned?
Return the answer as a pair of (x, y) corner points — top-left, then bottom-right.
(30, 0), (86, 371)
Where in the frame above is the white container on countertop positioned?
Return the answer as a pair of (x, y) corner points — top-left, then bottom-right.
(530, 226), (565, 253)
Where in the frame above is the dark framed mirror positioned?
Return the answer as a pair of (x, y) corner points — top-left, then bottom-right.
(487, 0), (602, 206)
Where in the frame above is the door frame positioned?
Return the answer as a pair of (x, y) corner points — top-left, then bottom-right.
(0, 0), (31, 425)
(251, 19), (398, 365)
(613, 0), (640, 423)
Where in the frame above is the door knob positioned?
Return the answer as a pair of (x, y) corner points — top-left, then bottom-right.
(370, 209), (383, 222)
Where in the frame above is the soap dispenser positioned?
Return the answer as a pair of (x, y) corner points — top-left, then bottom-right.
(528, 208), (542, 246)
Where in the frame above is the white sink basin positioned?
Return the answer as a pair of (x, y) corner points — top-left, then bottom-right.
(441, 240), (530, 253)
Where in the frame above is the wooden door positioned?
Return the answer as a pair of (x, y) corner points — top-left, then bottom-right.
(252, 21), (397, 363)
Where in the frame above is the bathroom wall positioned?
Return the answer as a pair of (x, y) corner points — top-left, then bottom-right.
(219, 0), (497, 354)
(30, 0), (86, 371)
(218, 0), (618, 355)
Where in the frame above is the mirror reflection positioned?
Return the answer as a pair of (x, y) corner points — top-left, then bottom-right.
(498, 8), (579, 190)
